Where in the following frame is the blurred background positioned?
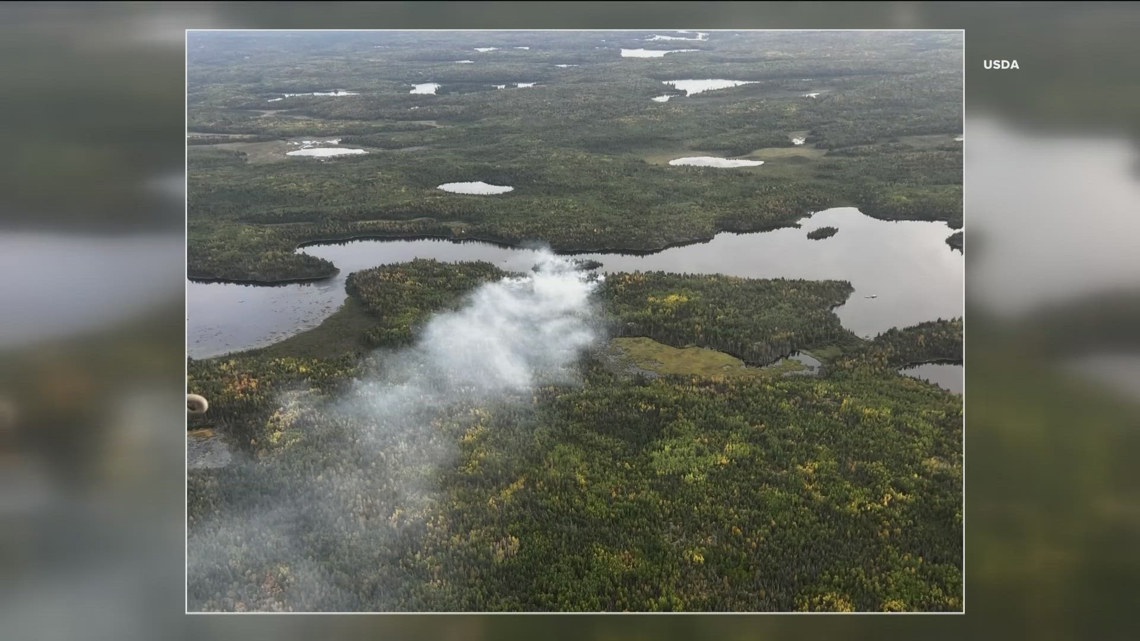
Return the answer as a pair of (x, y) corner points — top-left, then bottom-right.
(0, 2), (1136, 639)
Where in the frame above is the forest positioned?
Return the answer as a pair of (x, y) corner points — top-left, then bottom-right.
(945, 230), (963, 252)
(599, 271), (859, 365)
(807, 226), (838, 240)
(187, 30), (962, 283)
(187, 260), (963, 612)
(187, 30), (962, 612)
(851, 318), (964, 369)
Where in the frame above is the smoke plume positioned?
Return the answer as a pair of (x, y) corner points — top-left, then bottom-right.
(188, 251), (603, 611)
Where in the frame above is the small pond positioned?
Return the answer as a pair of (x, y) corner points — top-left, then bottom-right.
(437, 181), (514, 195)
(646, 32), (708, 41)
(269, 90), (358, 102)
(669, 157), (763, 168)
(286, 148), (367, 158)
(771, 351), (823, 376)
(621, 49), (698, 58)
(899, 362), (963, 394)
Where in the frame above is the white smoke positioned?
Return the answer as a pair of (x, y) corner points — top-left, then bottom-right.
(337, 251), (602, 505)
(189, 251), (603, 611)
(361, 251), (599, 401)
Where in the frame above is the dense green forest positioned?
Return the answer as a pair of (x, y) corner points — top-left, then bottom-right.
(852, 319), (964, 369)
(187, 30), (962, 283)
(945, 230), (963, 252)
(600, 271), (859, 365)
(188, 260), (963, 612)
(807, 226), (838, 240)
(190, 361), (962, 612)
(346, 260), (510, 347)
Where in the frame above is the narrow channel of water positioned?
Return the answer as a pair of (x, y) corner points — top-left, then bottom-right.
(770, 351), (823, 376)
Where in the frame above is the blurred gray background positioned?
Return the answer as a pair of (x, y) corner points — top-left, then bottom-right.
(0, 2), (1136, 639)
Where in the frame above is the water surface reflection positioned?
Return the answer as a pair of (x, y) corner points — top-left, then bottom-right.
(187, 208), (962, 358)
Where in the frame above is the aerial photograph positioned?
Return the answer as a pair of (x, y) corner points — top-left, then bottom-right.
(186, 29), (963, 612)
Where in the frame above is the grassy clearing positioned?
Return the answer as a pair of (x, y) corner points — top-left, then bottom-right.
(188, 132), (261, 140)
(744, 146), (827, 160)
(609, 336), (806, 378)
(637, 149), (740, 165)
(188, 427), (218, 440)
(806, 345), (844, 362)
(894, 133), (964, 149)
(209, 140), (294, 164)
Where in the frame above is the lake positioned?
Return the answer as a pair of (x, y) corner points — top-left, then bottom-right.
(899, 362), (964, 394)
(187, 207), (962, 359)
(437, 181), (514, 194)
(663, 79), (757, 96)
(286, 148), (367, 158)
(669, 157), (764, 168)
(269, 90), (358, 101)
(646, 32), (708, 42)
(621, 49), (699, 58)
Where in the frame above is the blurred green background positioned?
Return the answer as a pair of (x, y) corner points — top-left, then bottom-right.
(0, 2), (1137, 639)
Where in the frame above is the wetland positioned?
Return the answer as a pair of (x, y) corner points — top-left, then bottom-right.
(187, 29), (963, 613)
